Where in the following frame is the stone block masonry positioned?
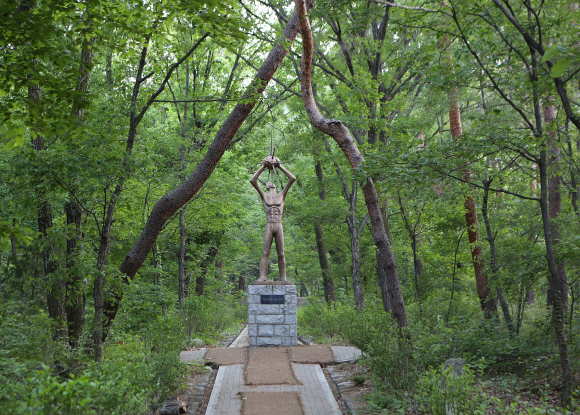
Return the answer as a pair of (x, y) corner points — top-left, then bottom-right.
(248, 282), (297, 347)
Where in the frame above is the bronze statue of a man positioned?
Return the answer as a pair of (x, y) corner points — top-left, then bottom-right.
(250, 156), (296, 281)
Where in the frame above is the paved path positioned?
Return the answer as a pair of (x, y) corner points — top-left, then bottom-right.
(180, 328), (361, 415)
(205, 363), (341, 415)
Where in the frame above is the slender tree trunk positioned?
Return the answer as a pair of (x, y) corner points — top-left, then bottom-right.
(313, 159), (336, 304)
(178, 209), (186, 304)
(442, 0), (496, 318)
(482, 177), (515, 335)
(397, 192), (423, 312)
(196, 245), (219, 296)
(216, 259), (223, 295)
(376, 198), (392, 312)
(346, 210), (366, 309)
(545, 102), (568, 306)
(539, 151), (572, 407)
(237, 275), (245, 292)
(65, 201), (83, 347)
(31, 89), (68, 340)
(314, 225), (335, 304)
(296, 0), (407, 328)
(451, 92), (496, 317)
(153, 244), (167, 317)
(66, 40), (94, 348)
(312, 157), (335, 302)
(93, 200), (115, 361)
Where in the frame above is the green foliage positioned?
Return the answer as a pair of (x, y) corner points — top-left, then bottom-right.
(415, 364), (491, 414)
(0, 302), (61, 380)
(180, 294), (247, 345)
(0, 303), (186, 415)
(299, 297), (420, 394)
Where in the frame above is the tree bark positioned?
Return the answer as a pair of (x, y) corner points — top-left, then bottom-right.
(196, 245), (219, 296)
(397, 192), (423, 312)
(445, 44), (496, 318)
(313, 159), (336, 304)
(153, 244), (167, 317)
(66, 39), (94, 348)
(545, 102), (568, 306)
(178, 209), (186, 304)
(65, 201), (83, 348)
(30, 83), (68, 340)
(482, 177), (515, 335)
(295, 0), (407, 328)
(376, 198), (392, 312)
(346, 204), (368, 309)
(539, 151), (572, 407)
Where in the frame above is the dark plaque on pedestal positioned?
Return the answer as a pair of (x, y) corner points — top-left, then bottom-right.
(261, 294), (285, 304)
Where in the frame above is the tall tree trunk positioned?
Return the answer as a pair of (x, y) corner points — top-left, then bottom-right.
(22, 0), (66, 334)
(66, 40), (94, 348)
(346, 208), (367, 309)
(237, 275), (245, 292)
(153, 244), (167, 317)
(314, 224), (335, 304)
(296, 0), (407, 328)
(30, 85), (68, 340)
(539, 151), (572, 407)
(196, 245), (219, 296)
(335, 162), (367, 309)
(65, 201), (83, 347)
(376, 197), (392, 312)
(397, 192), (423, 312)
(178, 209), (186, 304)
(313, 159), (336, 304)
(449, 67), (496, 318)
(481, 177), (515, 335)
(545, 101), (568, 306)
(93, 202), (114, 361)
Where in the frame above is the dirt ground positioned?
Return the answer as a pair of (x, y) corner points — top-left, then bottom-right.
(241, 391), (304, 415)
(246, 347), (299, 385)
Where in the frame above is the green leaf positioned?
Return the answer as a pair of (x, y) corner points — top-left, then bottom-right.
(541, 45), (559, 62)
(550, 57), (574, 78)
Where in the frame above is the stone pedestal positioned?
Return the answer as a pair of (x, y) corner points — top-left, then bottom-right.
(248, 281), (297, 347)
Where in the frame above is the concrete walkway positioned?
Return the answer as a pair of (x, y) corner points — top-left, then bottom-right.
(180, 328), (361, 415)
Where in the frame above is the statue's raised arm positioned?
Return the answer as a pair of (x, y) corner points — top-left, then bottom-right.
(278, 163), (296, 198)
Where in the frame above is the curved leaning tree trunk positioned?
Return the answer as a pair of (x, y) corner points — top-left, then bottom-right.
(108, 2), (315, 332)
(295, 0), (407, 328)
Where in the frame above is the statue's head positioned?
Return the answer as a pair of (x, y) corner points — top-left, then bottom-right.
(266, 182), (276, 190)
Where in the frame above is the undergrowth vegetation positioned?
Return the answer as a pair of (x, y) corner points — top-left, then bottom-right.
(298, 293), (580, 414)
(0, 290), (247, 414)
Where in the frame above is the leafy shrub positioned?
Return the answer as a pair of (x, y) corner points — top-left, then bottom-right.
(180, 294), (246, 343)
(0, 310), (185, 415)
(415, 364), (491, 414)
(299, 296), (420, 394)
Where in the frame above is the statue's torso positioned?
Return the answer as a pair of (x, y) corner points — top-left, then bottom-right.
(262, 193), (284, 223)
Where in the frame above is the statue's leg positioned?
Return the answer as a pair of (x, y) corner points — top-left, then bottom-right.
(274, 223), (286, 281)
(259, 223), (274, 281)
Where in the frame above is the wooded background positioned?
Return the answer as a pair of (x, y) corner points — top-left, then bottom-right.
(0, 0), (579, 413)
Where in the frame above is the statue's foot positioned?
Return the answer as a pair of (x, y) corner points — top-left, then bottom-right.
(257, 278), (266, 282)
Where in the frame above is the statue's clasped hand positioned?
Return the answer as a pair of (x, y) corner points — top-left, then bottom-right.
(263, 156), (281, 170)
